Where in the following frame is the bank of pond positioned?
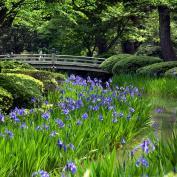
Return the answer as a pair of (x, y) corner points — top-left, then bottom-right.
(0, 60), (176, 177)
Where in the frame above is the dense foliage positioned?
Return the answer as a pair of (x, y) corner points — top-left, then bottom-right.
(0, 0), (176, 60)
(0, 73), (43, 108)
(112, 55), (162, 74)
(137, 61), (177, 76)
(0, 61), (35, 72)
(100, 54), (132, 72)
(0, 87), (13, 112)
(1, 69), (65, 92)
(165, 67), (177, 78)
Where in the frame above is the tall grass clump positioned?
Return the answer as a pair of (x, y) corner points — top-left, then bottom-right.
(112, 74), (177, 98)
(0, 75), (152, 177)
(77, 128), (177, 177)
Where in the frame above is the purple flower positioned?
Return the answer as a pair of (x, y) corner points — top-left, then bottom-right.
(136, 157), (149, 168)
(112, 118), (118, 123)
(20, 123), (28, 129)
(55, 119), (65, 128)
(127, 114), (131, 120)
(42, 112), (50, 120)
(32, 170), (50, 177)
(141, 139), (155, 154)
(92, 105), (99, 111)
(155, 108), (163, 113)
(31, 97), (36, 103)
(82, 113), (88, 120)
(5, 129), (14, 138)
(63, 109), (69, 115)
(99, 114), (103, 121)
(50, 131), (57, 137)
(76, 120), (82, 125)
(10, 112), (20, 122)
(57, 139), (63, 149)
(129, 107), (135, 113)
(0, 113), (5, 122)
(119, 112), (124, 118)
(69, 143), (75, 150)
(65, 162), (77, 174)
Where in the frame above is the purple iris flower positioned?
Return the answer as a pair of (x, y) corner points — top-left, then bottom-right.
(63, 109), (69, 115)
(42, 112), (50, 120)
(82, 113), (88, 120)
(5, 129), (14, 138)
(20, 123), (27, 129)
(69, 143), (75, 150)
(65, 162), (77, 174)
(55, 119), (65, 128)
(99, 114), (103, 121)
(136, 157), (149, 168)
(0, 113), (5, 122)
(10, 112), (20, 122)
(50, 131), (57, 137)
(32, 170), (50, 177)
(57, 139), (64, 149)
(76, 120), (82, 126)
(129, 107), (135, 113)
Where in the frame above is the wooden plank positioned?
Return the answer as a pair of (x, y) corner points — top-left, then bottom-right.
(34, 65), (108, 73)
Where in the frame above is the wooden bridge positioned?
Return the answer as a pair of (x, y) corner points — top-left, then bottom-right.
(0, 54), (107, 73)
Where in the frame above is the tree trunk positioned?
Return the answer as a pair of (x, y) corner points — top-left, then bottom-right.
(158, 6), (176, 61)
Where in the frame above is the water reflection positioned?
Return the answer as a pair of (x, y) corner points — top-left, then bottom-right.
(151, 97), (177, 139)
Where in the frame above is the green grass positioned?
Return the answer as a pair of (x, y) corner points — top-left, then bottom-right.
(0, 76), (152, 177)
(112, 74), (177, 98)
(0, 75), (176, 177)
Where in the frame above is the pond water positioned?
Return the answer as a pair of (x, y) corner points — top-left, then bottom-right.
(151, 97), (177, 140)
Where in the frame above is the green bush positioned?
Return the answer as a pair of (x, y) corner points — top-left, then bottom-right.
(136, 45), (162, 57)
(0, 73), (44, 108)
(1, 69), (65, 91)
(137, 61), (177, 76)
(0, 87), (13, 112)
(0, 61), (35, 72)
(99, 54), (132, 73)
(112, 55), (162, 74)
(165, 67), (177, 78)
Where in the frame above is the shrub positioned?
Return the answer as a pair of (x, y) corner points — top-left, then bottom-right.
(53, 73), (66, 83)
(0, 61), (35, 72)
(112, 55), (162, 74)
(165, 67), (177, 78)
(99, 54), (132, 73)
(0, 87), (13, 112)
(136, 45), (162, 57)
(1, 69), (65, 91)
(137, 61), (177, 76)
(0, 73), (44, 108)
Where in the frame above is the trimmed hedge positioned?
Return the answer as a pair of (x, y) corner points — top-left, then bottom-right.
(0, 73), (44, 108)
(137, 61), (177, 76)
(100, 54), (132, 73)
(0, 87), (13, 112)
(0, 61), (35, 72)
(165, 67), (177, 78)
(112, 55), (162, 74)
(136, 45), (161, 57)
(1, 69), (65, 91)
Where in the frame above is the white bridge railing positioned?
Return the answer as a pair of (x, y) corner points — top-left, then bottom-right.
(0, 54), (105, 67)
(0, 54), (108, 72)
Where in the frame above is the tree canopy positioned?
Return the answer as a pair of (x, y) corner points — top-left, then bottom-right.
(0, 0), (176, 60)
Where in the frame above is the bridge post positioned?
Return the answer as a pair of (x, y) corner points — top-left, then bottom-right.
(52, 52), (56, 65)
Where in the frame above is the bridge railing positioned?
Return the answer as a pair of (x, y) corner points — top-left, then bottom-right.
(0, 54), (105, 67)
